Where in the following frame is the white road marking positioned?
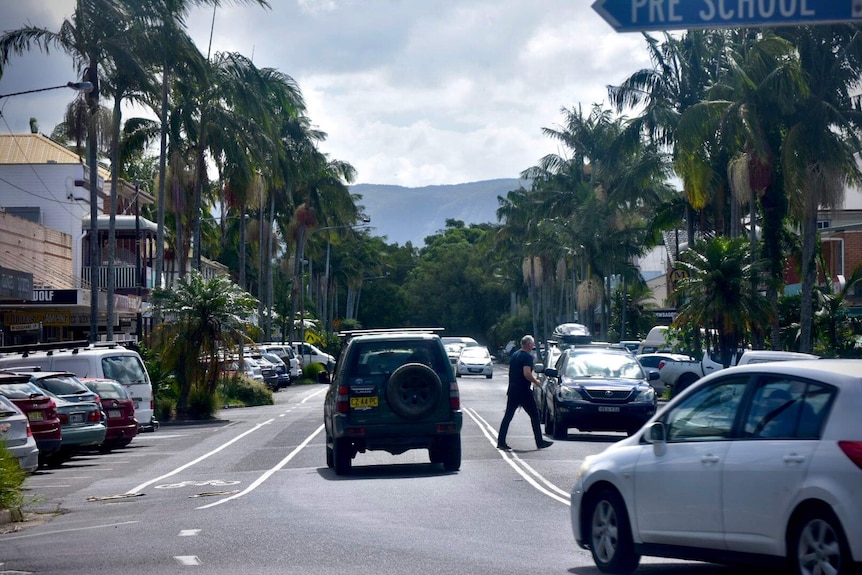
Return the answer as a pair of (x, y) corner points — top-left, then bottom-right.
(196, 424), (325, 510)
(125, 419), (274, 495)
(174, 556), (202, 566)
(464, 407), (571, 506)
(178, 529), (201, 537)
(0, 521), (139, 541)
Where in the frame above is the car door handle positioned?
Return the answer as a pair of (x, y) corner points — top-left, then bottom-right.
(700, 454), (721, 465)
(783, 454), (806, 464)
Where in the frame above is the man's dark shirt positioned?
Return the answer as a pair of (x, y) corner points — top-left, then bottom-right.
(507, 349), (534, 398)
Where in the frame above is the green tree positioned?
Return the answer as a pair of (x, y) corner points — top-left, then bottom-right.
(673, 236), (771, 366)
(150, 270), (257, 419)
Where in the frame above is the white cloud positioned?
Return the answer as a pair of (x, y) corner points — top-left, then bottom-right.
(3, 1), (653, 187)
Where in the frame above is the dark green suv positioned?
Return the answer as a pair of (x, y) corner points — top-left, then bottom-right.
(323, 329), (462, 475)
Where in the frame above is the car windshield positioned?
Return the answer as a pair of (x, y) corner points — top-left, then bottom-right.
(460, 347), (489, 360)
(352, 340), (447, 375)
(564, 353), (644, 379)
(0, 382), (46, 399)
(102, 355), (149, 385)
(34, 375), (89, 395)
(84, 381), (129, 400)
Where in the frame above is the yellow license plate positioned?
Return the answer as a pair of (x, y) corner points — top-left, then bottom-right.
(350, 396), (379, 408)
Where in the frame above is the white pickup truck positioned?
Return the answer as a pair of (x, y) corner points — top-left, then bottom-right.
(658, 349), (819, 394)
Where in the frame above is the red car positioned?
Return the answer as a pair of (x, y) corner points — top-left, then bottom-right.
(0, 373), (62, 462)
(80, 378), (138, 449)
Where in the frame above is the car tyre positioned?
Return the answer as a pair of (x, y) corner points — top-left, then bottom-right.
(385, 363), (442, 420)
(441, 435), (461, 472)
(588, 488), (640, 574)
(551, 411), (567, 440)
(485, 374), (492, 379)
(333, 437), (352, 476)
(325, 434), (334, 468)
(790, 505), (852, 575)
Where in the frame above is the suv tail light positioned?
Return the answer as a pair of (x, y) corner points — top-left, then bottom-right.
(658, 360), (666, 370)
(838, 441), (862, 471)
(449, 380), (460, 410)
(336, 385), (350, 414)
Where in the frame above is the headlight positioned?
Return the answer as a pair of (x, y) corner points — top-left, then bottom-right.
(574, 458), (591, 484)
(633, 386), (656, 403)
(559, 385), (586, 401)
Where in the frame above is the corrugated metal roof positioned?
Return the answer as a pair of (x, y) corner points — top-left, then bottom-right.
(0, 133), (87, 165)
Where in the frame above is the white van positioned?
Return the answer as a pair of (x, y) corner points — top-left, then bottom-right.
(0, 343), (157, 431)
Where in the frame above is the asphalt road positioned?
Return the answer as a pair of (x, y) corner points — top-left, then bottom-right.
(0, 367), (744, 575)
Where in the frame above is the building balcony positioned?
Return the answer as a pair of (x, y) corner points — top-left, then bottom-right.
(81, 264), (157, 291)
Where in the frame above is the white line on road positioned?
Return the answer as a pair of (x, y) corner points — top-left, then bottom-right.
(196, 424), (325, 510)
(464, 407), (571, 506)
(174, 556), (202, 565)
(178, 529), (201, 537)
(125, 419), (275, 495)
(0, 521), (139, 541)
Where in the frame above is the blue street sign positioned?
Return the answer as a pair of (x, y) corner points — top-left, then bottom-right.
(592, 0), (862, 33)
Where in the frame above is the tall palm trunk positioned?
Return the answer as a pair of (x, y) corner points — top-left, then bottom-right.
(87, 62), (101, 343)
(155, 64), (169, 321)
(107, 89), (124, 341)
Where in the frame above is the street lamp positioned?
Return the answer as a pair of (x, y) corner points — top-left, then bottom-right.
(0, 81), (93, 99)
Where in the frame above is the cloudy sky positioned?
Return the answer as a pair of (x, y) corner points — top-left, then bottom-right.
(0, 1), (652, 188)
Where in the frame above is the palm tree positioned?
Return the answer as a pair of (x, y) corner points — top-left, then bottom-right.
(0, 0), (140, 342)
(150, 270), (257, 418)
(776, 25), (862, 352)
(673, 236), (771, 366)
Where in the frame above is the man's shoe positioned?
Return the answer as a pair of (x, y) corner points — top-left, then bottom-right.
(537, 440), (554, 449)
(496, 443), (512, 450)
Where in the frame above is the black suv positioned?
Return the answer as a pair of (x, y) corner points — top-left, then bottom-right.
(323, 329), (462, 475)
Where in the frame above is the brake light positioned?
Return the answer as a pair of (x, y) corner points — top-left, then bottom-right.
(449, 380), (460, 410)
(25, 422), (32, 437)
(658, 360), (666, 370)
(87, 409), (101, 423)
(46, 399), (57, 420)
(336, 385), (350, 414)
(93, 394), (102, 408)
(58, 413), (69, 424)
(838, 441), (862, 471)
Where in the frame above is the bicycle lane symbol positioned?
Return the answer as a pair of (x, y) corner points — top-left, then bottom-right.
(155, 479), (241, 489)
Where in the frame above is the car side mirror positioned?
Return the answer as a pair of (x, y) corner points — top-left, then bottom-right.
(544, 367), (558, 378)
(534, 363), (545, 373)
(645, 421), (667, 455)
(646, 368), (660, 381)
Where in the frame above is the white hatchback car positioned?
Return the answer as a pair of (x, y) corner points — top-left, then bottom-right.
(571, 359), (862, 575)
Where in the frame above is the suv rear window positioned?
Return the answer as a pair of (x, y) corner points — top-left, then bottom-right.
(349, 340), (448, 378)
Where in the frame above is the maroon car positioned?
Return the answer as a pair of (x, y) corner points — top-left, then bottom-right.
(80, 378), (138, 449)
(0, 373), (62, 461)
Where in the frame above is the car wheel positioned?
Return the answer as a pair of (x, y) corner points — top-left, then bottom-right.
(790, 506), (852, 575)
(455, 371), (461, 378)
(385, 363), (442, 420)
(588, 488), (640, 574)
(544, 406), (554, 435)
(441, 435), (461, 472)
(325, 434), (334, 468)
(485, 374), (492, 379)
(674, 374), (698, 395)
(551, 412), (567, 440)
(333, 437), (352, 476)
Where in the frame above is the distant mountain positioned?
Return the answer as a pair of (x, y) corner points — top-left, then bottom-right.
(351, 179), (527, 246)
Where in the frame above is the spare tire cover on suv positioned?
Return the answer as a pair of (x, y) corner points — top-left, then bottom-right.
(385, 362), (442, 420)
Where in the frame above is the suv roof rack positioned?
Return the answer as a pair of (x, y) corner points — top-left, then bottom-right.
(0, 340), (90, 356)
(337, 327), (445, 339)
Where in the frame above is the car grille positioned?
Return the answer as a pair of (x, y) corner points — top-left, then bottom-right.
(583, 389), (632, 401)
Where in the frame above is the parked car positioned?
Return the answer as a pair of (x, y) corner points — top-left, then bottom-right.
(659, 349), (820, 395)
(324, 328), (462, 475)
(551, 323), (593, 345)
(40, 389), (105, 464)
(292, 342), (336, 381)
(455, 346), (493, 378)
(259, 343), (301, 382)
(538, 347), (658, 438)
(0, 394), (39, 473)
(571, 359), (862, 575)
(0, 374), (62, 462)
(246, 352), (279, 390)
(534, 342), (564, 416)
(80, 378), (138, 449)
(635, 352), (692, 397)
(9, 369), (103, 411)
(0, 342), (156, 432)
(261, 352), (291, 389)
